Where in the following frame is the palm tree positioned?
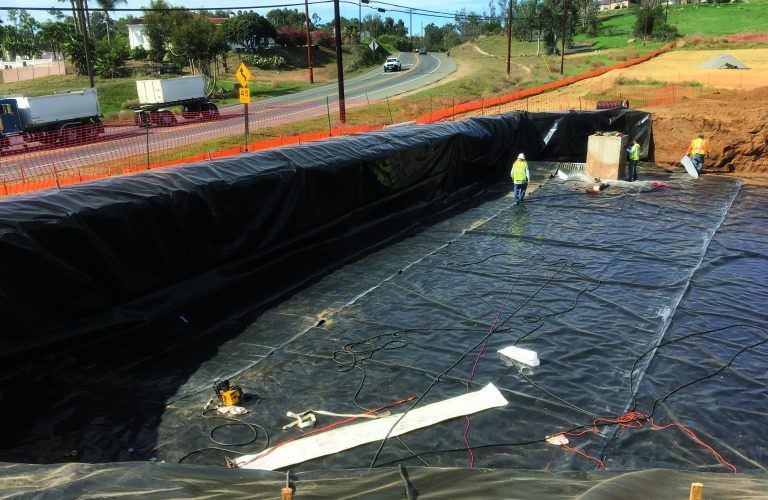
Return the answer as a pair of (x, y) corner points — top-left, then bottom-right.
(95, 0), (126, 45)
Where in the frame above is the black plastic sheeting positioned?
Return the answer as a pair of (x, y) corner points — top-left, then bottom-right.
(0, 108), (650, 356)
(1, 464), (766, 498)
(2, 110), (767, 497)
(0, 168), (766, 496)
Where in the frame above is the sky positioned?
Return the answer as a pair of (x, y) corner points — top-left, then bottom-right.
(0, 0), (497, 36)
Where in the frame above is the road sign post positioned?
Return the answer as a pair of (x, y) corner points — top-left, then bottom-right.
(236, 63), (252, 151)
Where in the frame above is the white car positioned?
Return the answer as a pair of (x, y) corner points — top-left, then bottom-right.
(383, 57), (402, 72)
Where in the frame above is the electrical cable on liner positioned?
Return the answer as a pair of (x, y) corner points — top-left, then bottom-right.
(373, 325), (767, 472)
(178, 404), (270, 465)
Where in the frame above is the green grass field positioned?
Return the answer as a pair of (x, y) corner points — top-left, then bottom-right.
(579, 0), (768, 48)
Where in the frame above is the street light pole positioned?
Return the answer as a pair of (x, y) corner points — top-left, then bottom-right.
(304, 0), (314, 83)
(333, 0), (346, 123)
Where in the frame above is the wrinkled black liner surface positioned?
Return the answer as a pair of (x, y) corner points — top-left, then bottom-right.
(2, 110), (765, 498)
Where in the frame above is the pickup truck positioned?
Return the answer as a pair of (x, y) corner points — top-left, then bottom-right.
(383, 57), (401, 72)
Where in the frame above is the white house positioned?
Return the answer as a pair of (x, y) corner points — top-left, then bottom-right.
(127, 18), (233, 51)
(599, 0), (631, 11)
(127, 22), (150, 50)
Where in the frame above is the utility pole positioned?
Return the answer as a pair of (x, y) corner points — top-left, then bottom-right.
(506, 0), (514, 79)
(304, 0), (314, 83)
(75, 0), (94, 87)
(409, 9), (413, 45)
(333, 0), (346, 123)
(560, 0), (568, 74)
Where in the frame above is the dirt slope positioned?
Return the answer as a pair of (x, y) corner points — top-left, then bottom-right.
(650, 86), (768, 176)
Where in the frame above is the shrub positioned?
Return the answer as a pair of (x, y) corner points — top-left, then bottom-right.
(276, 27), (306, 47)
(345, 45), (384, 72)
(131, 46), (149, 61)
(241, 54), (287, 70)
(313, 30), (334, 48)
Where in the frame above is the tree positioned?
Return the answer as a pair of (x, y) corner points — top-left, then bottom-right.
(169, 15), (228, 75)
(513, 0), (539, 42)
(634, 0), (679, 42)
(94, 34), (129, 77)
(38, 21), (73, 57)
(575, 0), (599, 37)
(361, 14), (385, 39)
(538, 0), (579, 54)
(1, 9), (41, 58)
(455, 9), (483, 41)
(95, 0), (127, 46)
(89, 10), (109, 42)
(222, 11), (277, 53)
(62, 27), (94, 75)
(142, 0), (181, 62)
(424, 23), (460, 52)
(266, 8), (307, 29)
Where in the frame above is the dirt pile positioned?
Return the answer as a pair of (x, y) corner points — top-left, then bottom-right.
(650, 86), (768, 176)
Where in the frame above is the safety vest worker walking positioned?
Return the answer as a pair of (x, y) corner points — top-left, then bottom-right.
(687, 133), (709, 173)
(511, 153), (530, 206)
(626, 139), (640, 182)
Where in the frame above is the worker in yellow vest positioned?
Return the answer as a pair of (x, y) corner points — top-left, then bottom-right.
(625, 138), (640, 182)
(687, 133), (709, 173)
(511, 153), (530, 206)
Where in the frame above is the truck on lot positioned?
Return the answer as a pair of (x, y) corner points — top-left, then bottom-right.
(133, 75), (219, 127)
(0, 89), (104, 150)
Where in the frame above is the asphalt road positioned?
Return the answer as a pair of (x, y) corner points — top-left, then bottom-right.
(1, 52), (456, 181)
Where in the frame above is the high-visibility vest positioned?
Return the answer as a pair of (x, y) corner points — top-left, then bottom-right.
(629, 143), (640, 161)
(512, 160), (528, 182)
(689, 137), (708, 155)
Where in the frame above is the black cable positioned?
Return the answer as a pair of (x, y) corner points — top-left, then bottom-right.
(376, 325), (768, 468)
(178, 406), (270, 464)
(367, 247), (766, 468)
(398, 463), (418, 500)
(366, 254), (605, 468)
(628, 324), (768, 413)
(332, 331), (409, 411)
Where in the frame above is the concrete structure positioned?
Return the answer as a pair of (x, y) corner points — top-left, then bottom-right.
(0, 61), (66, 83)
(585, 134), (628, 181)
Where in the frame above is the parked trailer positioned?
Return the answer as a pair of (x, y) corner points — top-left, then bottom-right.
(133, 76), (219, 127)
(0, 89), (104, 150)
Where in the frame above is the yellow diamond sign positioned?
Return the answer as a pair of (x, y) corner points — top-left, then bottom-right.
(235, 63), (251, 88)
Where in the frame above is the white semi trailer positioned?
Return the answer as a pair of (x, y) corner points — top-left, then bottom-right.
(0, 89), (104, 149)
(133, 76), (219, 127)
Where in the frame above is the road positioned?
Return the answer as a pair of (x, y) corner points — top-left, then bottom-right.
(1, 52), (456, 181)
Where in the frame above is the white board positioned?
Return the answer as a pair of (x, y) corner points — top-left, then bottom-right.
(234, 383), (509, 470)
(681, 154), (699, 178)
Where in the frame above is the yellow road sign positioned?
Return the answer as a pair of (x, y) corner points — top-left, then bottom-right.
(236, 63), (251, 87)
(239, 87), (251, 104)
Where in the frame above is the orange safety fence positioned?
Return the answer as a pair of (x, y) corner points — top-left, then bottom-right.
(0, 44), (678, 198)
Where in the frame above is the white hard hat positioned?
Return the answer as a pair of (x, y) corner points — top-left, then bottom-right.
(517, 153), (525, 159)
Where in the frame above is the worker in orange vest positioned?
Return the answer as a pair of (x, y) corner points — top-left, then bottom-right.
(687, 133), (709, 174)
